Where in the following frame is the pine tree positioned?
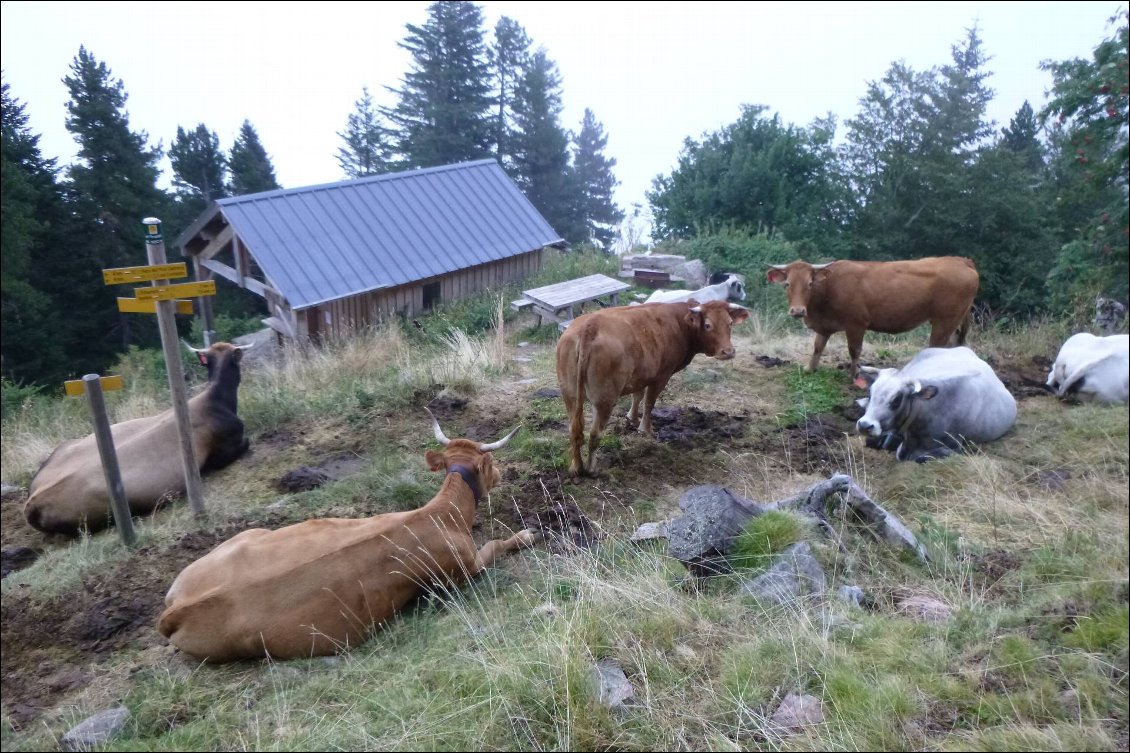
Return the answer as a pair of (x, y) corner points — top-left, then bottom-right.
(510, 49), (580, 243)
(383, 1), (495, 168)
(228, 120), (280, 195)
(1, 78), (68, 386)
(170, 123), (227, 203)
(337, 87), (394, 178)
(491, 16), (531, 172)
(1000, 101), (1044, 170)
(63, 46), (169, 356)
(572, 108), (623, 249)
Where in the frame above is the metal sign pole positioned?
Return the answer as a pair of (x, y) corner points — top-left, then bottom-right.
(82, 374), (136, 545)
(142, 217), (206, 517)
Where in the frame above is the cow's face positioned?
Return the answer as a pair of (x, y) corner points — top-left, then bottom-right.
(688, 301), (750, 360)
(423, 409), (519, 498)
(727, 276), (747, 302)
(854, 367), (937, 436)
(766, 262), (832, 318)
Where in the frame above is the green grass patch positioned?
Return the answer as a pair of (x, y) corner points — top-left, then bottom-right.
(780, 366), (848, 425)
(727, 510), (807, 571)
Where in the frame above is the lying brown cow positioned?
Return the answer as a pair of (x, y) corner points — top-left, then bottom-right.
(157, 409), (538, 663)
(766, 256), (979, 374)
(556, 299), (750, 476)
(24, 341), (251, 535)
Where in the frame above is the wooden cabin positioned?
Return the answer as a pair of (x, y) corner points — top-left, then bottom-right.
(176, 159), (565, 341)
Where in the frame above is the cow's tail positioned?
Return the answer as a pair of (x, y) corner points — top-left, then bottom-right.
(955, 305), (973, 346)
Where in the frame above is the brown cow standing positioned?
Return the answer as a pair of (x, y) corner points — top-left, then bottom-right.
(157, 409), (538, 663)
(24, 341), (251, 535)
(556, 299), (750, 476)
(766, 257), (979, 375)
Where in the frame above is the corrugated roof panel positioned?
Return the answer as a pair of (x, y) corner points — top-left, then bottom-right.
(211, 160), (563, 310)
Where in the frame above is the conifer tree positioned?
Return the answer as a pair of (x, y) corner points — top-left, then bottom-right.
(491, 16), (531, 172)
(510, 49), (581, 243)
(228, 120), (280, 195)
(337, 87), (394, 178)
(1, 78), (68, 385)
(62, 46), (168, 355)
(383, 1), (495, 168)
(572, 108), (623, 249)
(170, 123), (227, 203)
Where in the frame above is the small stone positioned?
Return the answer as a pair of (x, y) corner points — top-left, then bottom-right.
(61, 706), (130, 751)
(770, 693), (823, 732)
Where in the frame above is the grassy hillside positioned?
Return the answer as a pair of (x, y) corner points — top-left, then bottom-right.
(2, 256), (1127, 751)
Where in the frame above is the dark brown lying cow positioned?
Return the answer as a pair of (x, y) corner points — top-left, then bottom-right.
(157, 410), (537, 663)
(556, 299), (749, 476)
(23, 341), (251, 535)
(766, 256), (979, 374)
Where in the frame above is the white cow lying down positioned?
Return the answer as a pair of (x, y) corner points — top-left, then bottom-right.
(855, 346), (1017, 462)
(644, 274), (746, 304)
(1046, 333), (1129, 404)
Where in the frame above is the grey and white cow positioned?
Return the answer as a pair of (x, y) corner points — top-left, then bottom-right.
(1046, 332), (1129, 404)
(854, 346), (1017, 462)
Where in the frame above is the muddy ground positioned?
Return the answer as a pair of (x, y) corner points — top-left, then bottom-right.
(0, 341), (1056, 733)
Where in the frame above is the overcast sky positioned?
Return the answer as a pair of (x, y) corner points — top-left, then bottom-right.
(1, 1), (1124, 226)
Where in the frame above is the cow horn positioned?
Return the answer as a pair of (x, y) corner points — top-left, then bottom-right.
(424, 407), (451, 446)
(234, 342), (256, 351)
(690, 305), (702, 313)
(727, 303), (749, 312)
(180, 339), (204, 354)
(766, 263), (788, 270)
(480, 423), (522, 452)
(810, 262), (834, 269)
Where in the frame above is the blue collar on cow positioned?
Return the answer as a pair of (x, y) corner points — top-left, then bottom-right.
(448, 464), (481, 504)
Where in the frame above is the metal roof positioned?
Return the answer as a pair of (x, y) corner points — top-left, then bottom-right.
(188, 159), (563, 311)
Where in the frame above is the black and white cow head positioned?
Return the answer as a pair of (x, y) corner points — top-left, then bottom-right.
(853, 366), (938, 441)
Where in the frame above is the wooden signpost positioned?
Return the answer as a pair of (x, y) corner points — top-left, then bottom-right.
(98, 217), (217, 519)
(63, 375), (136, 545)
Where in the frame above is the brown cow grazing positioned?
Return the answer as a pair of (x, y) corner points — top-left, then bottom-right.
(157, 409), (537, 663)
(766, 256), (979, 375)
(24, 341), (251, 535)
(556, 299), (750, 476)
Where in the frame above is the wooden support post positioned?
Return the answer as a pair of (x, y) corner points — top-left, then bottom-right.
(192, 256), (216, 347)
(82, 374), (136, 545)
(142, 217), (206, 518)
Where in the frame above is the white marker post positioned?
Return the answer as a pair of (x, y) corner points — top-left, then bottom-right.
(142, 217), (206, 517)
(72, 375), (136, 545)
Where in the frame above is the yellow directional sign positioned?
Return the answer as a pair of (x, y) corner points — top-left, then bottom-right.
(134, 280), (216, 301)
(64, 375), (124, 397)
(103, 262), (187, 285)
(118, 297), (195, 315)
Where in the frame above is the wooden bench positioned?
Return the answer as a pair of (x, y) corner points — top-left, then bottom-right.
(510, 298), (535, 312)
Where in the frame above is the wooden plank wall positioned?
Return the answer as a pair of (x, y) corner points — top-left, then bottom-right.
(302, 249), (545, 340)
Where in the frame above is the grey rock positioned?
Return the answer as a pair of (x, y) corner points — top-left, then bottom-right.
(631, 521), (668, 543)
(681, 259), (708, 288)
(739, 542), (826, 605)
(898, 595), (953, 623)
(770, 693), (824, 731)
(61, 706), (130, 751)
(836, 585), (865, 608)
(666, 485), (765, 577)
(591, 658), (635, 709)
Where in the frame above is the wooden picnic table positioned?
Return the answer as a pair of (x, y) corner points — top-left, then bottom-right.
(511, 273), (631, 330)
